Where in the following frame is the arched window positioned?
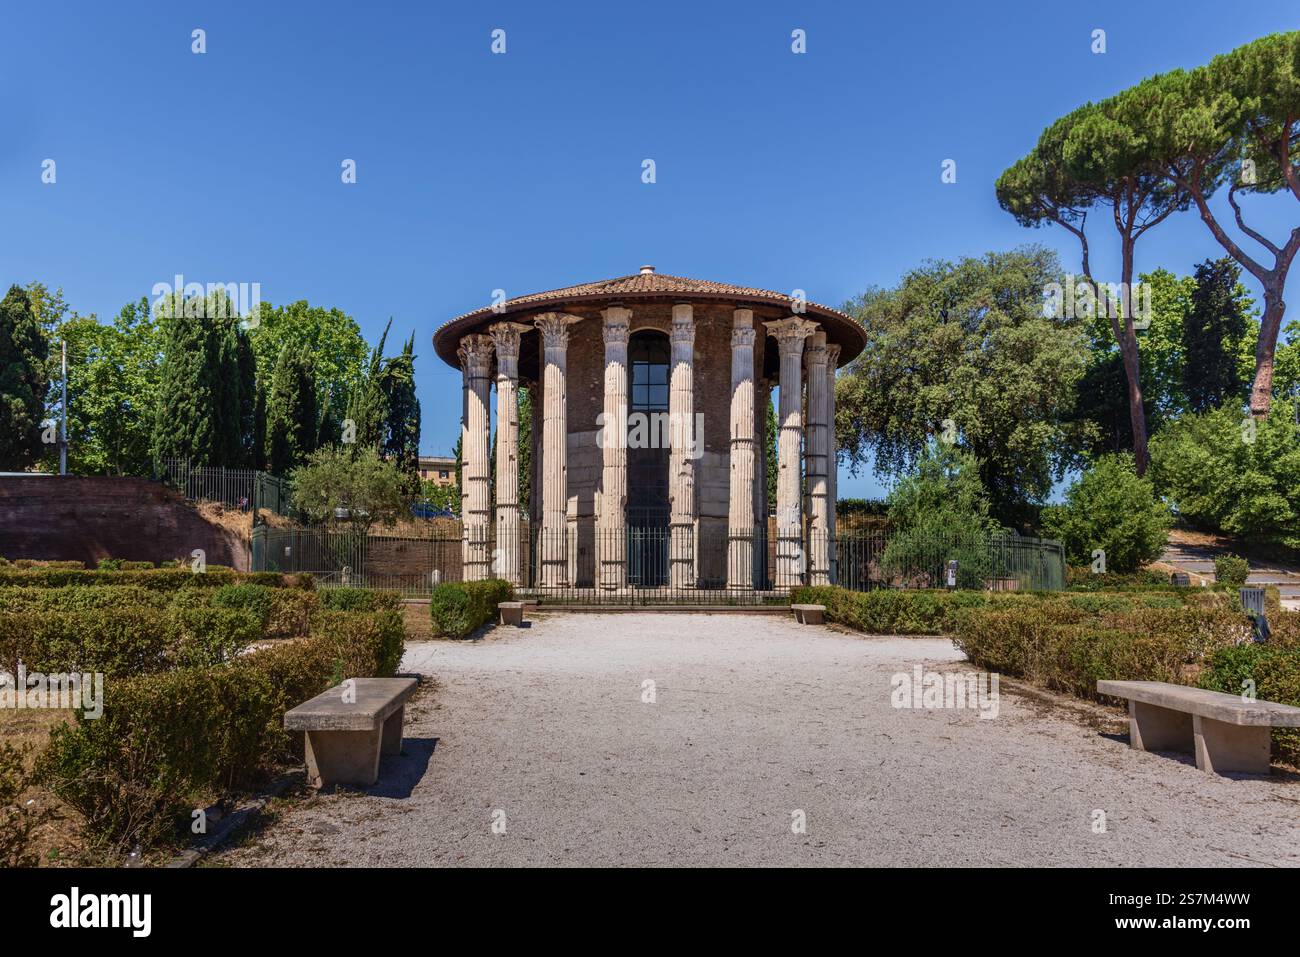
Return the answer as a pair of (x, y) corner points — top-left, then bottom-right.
(629, 331), (669, 412)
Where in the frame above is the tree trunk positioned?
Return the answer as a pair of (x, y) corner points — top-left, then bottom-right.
(1116, 239), (1150, 475)
(1249, 287), (1286, 418)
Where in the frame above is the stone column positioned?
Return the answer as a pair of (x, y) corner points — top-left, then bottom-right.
(599, 306), (631, 590)
(825, 344), (840, 585)
(765, 317), (820, 588)
(668, 303), (697, 589)
(535, 313), (581, 587)
(728, 308), (757, 589)
(458, 334), (494, 581)
(489, 321), (530, 586)
(804, 331), (830, 586)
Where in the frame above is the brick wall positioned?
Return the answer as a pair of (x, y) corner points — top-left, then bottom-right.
(0, 476), (249, 569)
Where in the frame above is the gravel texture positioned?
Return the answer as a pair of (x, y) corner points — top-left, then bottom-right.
(219, 613), (1300, 867)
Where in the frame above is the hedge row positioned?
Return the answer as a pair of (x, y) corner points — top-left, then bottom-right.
(431, 579), (513, 639)
(0, 606), (262, 676)
(954, 599), (1300, 764)
(0, 567), (313, 590)
(789, 585), (1236, 637)
(37, 607), (406, 849)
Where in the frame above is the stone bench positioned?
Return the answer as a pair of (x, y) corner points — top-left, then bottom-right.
(285, 677), (418, 787)
(499, 601), (525, 626)
(792, 604), (826, 625)
(1097, 679), (1300, 775)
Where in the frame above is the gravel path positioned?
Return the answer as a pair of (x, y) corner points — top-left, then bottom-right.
(219, 613), (1300, 867)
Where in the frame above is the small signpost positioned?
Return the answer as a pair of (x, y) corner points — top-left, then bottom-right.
(946, 559), (958, 590)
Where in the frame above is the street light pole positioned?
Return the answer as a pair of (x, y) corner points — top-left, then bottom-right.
(59, 338), (68, 476)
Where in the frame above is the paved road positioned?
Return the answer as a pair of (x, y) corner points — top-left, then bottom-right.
(219, 613), (1300, 867)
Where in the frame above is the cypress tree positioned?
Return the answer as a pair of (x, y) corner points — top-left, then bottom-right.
(264, 343), (318, 476)
(1182, 257), (1250, 413)
(152, 294), (221, 470)
(0, 285), (50, 470)
(380, 333), (421, 498)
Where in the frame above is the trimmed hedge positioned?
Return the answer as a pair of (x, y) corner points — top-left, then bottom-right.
(431, 579), (513, 639)
(0, 567), (313, 590)
(1199, 640), (1300, 763)
(319, 587), (402, 613)
(37, 606), (406, 849)
(0, 606), (261, 677)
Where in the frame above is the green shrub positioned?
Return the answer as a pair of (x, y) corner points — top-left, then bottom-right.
(0, 568), (306, 590)
(38, 607), (407, 850)
(792, 585), (1014, 635)
(211, 583), (275, 628)
(1214, 553), (1249, 589)
(431, 579), (512, 639)
(953, 605), (1245, 699)
(1199, 644), (1300, 764)
(1150, 401), (1300, 551)
(1041, 454), (1172, 574)
(0, 606), (259, 676)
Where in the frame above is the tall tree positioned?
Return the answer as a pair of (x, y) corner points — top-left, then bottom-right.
(517, 385), (532, 517)
(151, 293), (220, 470)
(264, 343), (318, 476)
(248, 300), (367, 432)
(1147, 32), (1300, 417)
(838, 248), (1088, 525)
(380, 333), (421, 498)
(344, 319), (392, 451)
(1182, 258), (1252, 412)
(0, 286), (50, 470)
(997, 90), (1191, 474)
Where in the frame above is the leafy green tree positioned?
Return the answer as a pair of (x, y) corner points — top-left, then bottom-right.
(344, 320), (392, 452)
(56, 298), (162, 475)
(247, 300), (367, 430)
(1150, 400), (1300, 550)
(880, 443), (998, 589)
(838, 247), (1088, 525)
(0, 286), (50, 470)
(419, 477), (460, 515)
(1182, 258), (1253, 412)
(264, 343), (318, 476)
(1143, 32), (1300, 417)
(292, 445), (408, 535)
(1041, 454), (1172, 573)
(765, 395), (777, 512)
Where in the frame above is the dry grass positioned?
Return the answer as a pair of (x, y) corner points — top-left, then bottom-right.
(0, 709), (98, 866)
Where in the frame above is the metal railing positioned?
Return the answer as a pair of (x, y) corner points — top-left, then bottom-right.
(251, 523), (1066, 601)
(161, 457), (298, 520)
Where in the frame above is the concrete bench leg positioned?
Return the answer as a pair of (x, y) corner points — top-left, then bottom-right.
(381, 705), (405, 756)
(1193, 714), (1271, 775)
(1129, 700), (1193, 752)
(304, 728), (382, 788)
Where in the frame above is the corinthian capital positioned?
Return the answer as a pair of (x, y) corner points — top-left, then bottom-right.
(671, 303), (695, 345)
(601, 306), (632, 347)
(731, 327), (756, 349)
(534, 312), (582, 349)
(488, 321), (530, 362)
(458, 333), (495, 375)
(763, 316), (820, 354)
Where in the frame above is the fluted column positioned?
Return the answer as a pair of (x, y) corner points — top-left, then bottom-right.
(598, 306), (631, 589)
(535, 313), (581, 587)
(489, 321), (529, 586)
(728, 308), (758, 588)
(669, 304), (697, 589)
(804, 331), (830, 586)
(825, 344), (840, 586)
(459, 334), (494, 581)
(765, 317), (820, 588)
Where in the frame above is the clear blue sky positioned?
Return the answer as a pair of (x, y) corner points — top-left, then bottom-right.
(3, 1), (1296, 498)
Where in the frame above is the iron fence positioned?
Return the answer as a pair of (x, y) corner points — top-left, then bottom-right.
(252, 523), (1066, 601)
(161, 457), (299, 520)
